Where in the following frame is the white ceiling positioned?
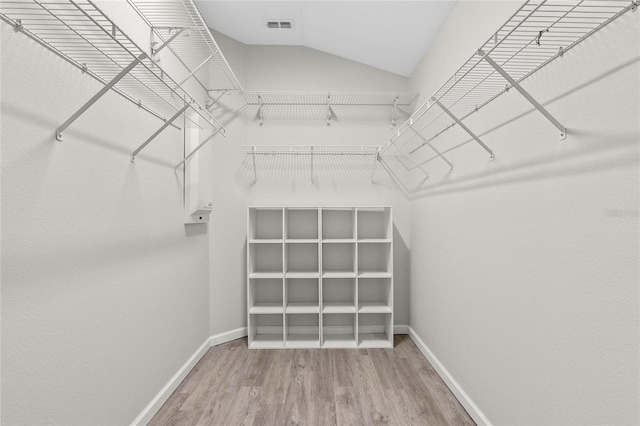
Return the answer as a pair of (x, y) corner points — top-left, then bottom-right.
(194, 1), (457, 77)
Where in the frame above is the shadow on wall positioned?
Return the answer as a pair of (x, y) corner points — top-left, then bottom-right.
(393, 225), (410, 326)
(395, 56), (640, 197)
(185, 223), (207, 237)
(411, 129), (639, 199)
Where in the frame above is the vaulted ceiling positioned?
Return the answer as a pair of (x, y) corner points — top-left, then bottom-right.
(194, 1), (457, 77)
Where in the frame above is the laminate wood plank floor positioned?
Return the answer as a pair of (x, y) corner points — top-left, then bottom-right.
(150, 335), (475, 426)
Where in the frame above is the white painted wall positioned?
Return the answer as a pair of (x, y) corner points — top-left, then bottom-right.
(207, 36), (412, 335)
(408, 2), (639, 424)
(0, 13), (210, 424)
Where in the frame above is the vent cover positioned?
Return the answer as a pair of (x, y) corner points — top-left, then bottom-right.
(266, 20), (294, 29)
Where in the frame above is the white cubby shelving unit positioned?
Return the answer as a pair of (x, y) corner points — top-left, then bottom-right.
(247, 206), (393, 349)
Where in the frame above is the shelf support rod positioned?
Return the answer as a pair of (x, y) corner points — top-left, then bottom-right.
(177, 53), (214, 87)
(55, 28), (185, 141)
(371, 149), (380, 184)
(478, 49), (566, 139)
(173, 131), (219, 171)
(432, 98), (494, 160)
(151, 27), (186, 61)
(55, 52), (147, 141)
(310, 146), (314, 186)
(391, 96), (398, 128)
(251, 146), (257, 184)
(131, 103), (190, 162)
(206, 90), (227, 110)
(326, 94), (332, 127)
(408, 127), (454, 172)
(258, 95), (264, 126)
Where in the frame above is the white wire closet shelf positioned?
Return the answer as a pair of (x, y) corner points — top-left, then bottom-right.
(240, 145), (381, 185)
(243, 91), (418, 126)
(0, 0), (225, 156)
(381, 0), (637, 190)
(127, 0), (243, 93)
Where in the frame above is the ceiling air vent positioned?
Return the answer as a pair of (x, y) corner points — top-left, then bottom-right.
(266, 20), (294, 29)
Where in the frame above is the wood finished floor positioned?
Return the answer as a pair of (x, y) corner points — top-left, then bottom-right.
(150, 335), (475, 425)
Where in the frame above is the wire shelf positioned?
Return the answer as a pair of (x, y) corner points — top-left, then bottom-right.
(382, 0), (636, 179)
(127, 0), (242, 92)
(0, 0), (223, 132)
(241, 145), (380, 156)
(240, 145), (381, 184)
(242, 91), (418, 125)
(243, 92), (417, 106)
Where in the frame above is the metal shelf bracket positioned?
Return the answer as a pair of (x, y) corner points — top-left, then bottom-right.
(251, 146), (257, 184)
(432, 98), (494, 160)
(131, 103), (190, 162)
(55, 27), (184, 142)
(478, 49), (567, 140)
(371, 148), (380, 184)
(258, 95), (264, 127)
(409, 126), (454, 172)
(55, 53), (147, 141)
(391, 96), (399, 128)
(310, 146), (314, 186)
(173, 131), (219, 171)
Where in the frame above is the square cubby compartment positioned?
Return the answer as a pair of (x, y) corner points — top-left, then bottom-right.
(285, 278), (319, 313)
(249, 208), (283, 240)
(322, 243), (355, 275)
(249, 278), (283, 314)
(249, 243), (283, 275)
(322, 278), (356, 313)
(286, 243), (318, 274)
(358, 313), (392, 348)
(322, 313), (356, 348)
(357, 207), (391, 240)
(357, 243), (391, 276)
(249, 313), (284, 348)
(286, 208), (318, 240)
(322, 208), (355, 240)
(286, 313), (320, 348)
(358, 278), (392, 313)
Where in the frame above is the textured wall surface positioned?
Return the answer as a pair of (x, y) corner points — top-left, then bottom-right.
(207, 35), (412, 336)
(408, 2), (639, 424)
(1, 17), (210, 424)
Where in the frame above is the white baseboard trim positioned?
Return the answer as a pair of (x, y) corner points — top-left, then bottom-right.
(209, 327), (248, 346)
(394, 324), (409, 334)
(131, 327), (248, 426)
(132, 324), (410, 425)
(407, 326), (491, 426)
